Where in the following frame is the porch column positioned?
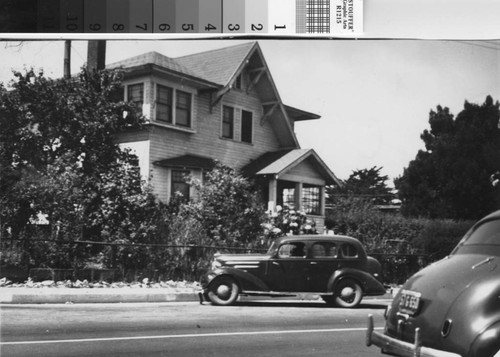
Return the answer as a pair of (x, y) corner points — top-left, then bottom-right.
(295, 182), (303, 212)
(268, 176), (278, 212)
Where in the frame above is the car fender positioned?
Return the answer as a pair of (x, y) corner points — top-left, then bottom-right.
(469, 321), (500, 357)
(206, 267), (270, 292)
(328, 268), (386, 295)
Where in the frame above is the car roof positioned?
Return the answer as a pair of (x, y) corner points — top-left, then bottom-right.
(275, 235), (362, 245)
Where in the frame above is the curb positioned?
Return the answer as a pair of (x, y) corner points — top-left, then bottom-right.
(0, 288), (200, 304)
(0, 288), (395, 305)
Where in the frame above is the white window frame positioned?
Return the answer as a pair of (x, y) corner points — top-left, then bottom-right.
(153, 81), (195, 131)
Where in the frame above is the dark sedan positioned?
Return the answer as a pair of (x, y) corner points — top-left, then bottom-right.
(201, 235), (386, 307)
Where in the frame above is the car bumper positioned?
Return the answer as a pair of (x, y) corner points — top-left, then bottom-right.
(366, 315), (461, 357)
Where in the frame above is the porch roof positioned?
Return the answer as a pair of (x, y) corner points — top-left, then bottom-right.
(153, 155), (216, 170)
(243, 149), (341, 186)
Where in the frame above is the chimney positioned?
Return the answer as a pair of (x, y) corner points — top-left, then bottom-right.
(87, 40), (106, 72)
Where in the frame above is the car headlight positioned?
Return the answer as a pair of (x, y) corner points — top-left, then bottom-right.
(211, 260), (222, 270)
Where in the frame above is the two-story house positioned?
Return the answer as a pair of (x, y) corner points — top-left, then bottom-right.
(106, 42), (340, 229)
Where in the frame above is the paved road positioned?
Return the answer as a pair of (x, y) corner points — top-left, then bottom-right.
(1, 298), (390, 357)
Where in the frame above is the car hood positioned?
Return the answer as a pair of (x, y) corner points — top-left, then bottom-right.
(387, 252), (499, 353)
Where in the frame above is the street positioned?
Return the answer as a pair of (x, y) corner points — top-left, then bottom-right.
(0, 297), (389, 356)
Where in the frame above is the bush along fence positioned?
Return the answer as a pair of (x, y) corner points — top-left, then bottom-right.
(1, 239), (426, 286)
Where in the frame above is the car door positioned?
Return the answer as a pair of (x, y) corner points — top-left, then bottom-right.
(308, 241), (339, 292)
(266, 241), (310, 292)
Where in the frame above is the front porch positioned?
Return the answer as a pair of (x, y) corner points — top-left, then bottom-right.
(243, 149), (342, 233)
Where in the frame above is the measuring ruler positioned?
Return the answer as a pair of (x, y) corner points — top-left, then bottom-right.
(0, 0), (362, 35)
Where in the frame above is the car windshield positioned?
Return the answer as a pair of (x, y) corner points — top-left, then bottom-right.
(457, 219), (500, 248)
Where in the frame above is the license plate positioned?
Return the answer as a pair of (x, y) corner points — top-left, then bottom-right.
(399, 290), (421, 315)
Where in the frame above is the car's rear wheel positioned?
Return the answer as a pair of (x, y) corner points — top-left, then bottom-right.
(207, 276), (240, 306)
(333, 279), (363, 308)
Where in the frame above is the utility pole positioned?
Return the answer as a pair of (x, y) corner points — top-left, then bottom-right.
(87, 40), (106, 71)
(64, 40), (71, 79)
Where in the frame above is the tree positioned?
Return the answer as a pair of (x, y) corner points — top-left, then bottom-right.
(395, 96), (500, 220)
(186, 163), (267, 247)
(0, 67), (157, 268)
(326, 166), (395, 206)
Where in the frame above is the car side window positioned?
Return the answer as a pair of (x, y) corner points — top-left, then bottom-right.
(278, 242), (306, 258)
(340, 243), (358, 258)
(312, 242), (337, 258)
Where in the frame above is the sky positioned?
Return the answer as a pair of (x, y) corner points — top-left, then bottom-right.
(1, 39), (499, 185)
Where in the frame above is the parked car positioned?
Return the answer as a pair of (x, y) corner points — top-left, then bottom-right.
(367, 209), (500, 357)
(201, 235), (386, 307)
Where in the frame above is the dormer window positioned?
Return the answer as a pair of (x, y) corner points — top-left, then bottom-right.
(156, 84), (192, 128)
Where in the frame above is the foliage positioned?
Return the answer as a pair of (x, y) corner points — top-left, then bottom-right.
(326, 197), (471, 258)
(186, 163), (268, 248)
(262, 205), (318, 241)
(395, 96), (500, 219)
(0, 67), (158, 269)
(327, 166), (395, 206)
(325, 197), (474, 283)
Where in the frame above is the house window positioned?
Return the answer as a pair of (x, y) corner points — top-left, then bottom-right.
(156, 85), (192, 128)
(241, 110), (253, 143)
(127, 83), (144, 112)
(171, 170), (190, 201)
(282, 188), (295, 210)
(222, 105), (234, 139)
(156, 84), (173, 123)
(176, 90), (191, 127)
(110, 85), (124, 102)
(302, 185), (320, 215)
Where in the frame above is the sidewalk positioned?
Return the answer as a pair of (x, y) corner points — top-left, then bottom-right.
(0, 287), (201, 304)
(0, 287), (395, 304)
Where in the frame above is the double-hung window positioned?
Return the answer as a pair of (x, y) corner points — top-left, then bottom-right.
(156, 85), (173, 123)
(171, 170), (190, 201)
(176, 90), (191, 127)
(222, 105), (234, 139)
(127, 83), (144, 113)
(156, 84), (192, 128)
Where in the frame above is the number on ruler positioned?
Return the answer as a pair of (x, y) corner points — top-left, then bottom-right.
(66, 15), (79, 32)
(89, 24), (102, 32)
(66, 23), (78, 31)
(112, 23), (125, 31)
(205, 24), (217, 31)
(182, 23), (194, 31)
(228, 24), (240, 31)
(251, 24), (263, 31)
(274, 25), (286, 30)
(158, 23), (171, 31)
(136, 23), (148, 31)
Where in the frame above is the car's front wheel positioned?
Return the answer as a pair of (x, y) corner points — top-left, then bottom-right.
(207, 276), (240, 306)
(333, 279), (363, 308)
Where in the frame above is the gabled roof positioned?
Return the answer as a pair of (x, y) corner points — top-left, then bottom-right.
(243, 149), (341, 186)
(175, 42), (256, 86)
(108, 42), (322, 147)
